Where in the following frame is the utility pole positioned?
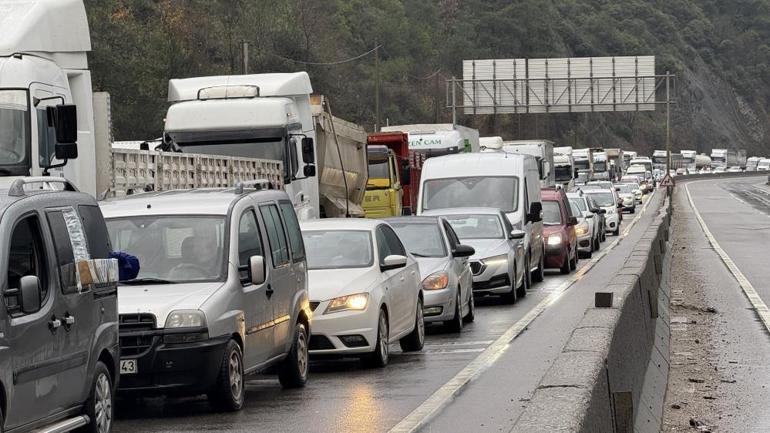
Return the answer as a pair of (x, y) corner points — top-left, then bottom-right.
(241, 40), (249, 74)
(665, 71), (671, 173)
(375, 41), (380, 132)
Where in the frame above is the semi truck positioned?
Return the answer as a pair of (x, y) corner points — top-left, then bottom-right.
(503, 140), (555, 187)
(710, 148), (747, 169)
(381, 123), (479, 155)
(605, 148), (624, 180)
(680, 150), (697, 171)
(553, 146), (575, 189)
(573, 148), (594, 179)
(652, 150), (668, 170)
(592, 151), (611, 181)
(622, 151), (638, 167)
(363, 132), (423, 217)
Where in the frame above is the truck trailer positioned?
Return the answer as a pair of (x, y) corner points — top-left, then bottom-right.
(503, 140), (556, 187)
(381, 123), (479, 155)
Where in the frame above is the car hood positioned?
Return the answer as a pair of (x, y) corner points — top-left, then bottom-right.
(119, 282), (222, 327)
(414, 257), (449, 280)
(543, 225), (566, 237)
(308, 268), (380, 301)
(461, 238), (510, 260)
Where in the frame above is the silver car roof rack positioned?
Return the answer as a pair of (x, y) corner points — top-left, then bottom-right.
(8, 177), (79, 197)
(234, 179), (274, 195)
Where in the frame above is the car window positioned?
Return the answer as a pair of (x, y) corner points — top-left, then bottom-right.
(381, 225), (406, 257)
(5, 215), (48, 314)
(279, 201), (305, 262)
(542, 201), (563, 225)
(47, 210), (81, 294)
(445, 214), (505, 239)
(238, 209), (264, 280)
(389, 222), (447, 258)
(375, 227), (392, 265)
(443, 221), (461, 250)
(78, 205), (112, 259)
(259, 204), (290, 267)
(303, 230), (374, 269)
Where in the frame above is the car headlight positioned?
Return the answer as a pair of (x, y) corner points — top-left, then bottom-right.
(325, 293), (369, 314)
(423, 272), (449, 290)
(547, 234), (563, 246)
(482, 254), (508, 267)
(575, 222), (589, 236)
(165, 310), (206, 328)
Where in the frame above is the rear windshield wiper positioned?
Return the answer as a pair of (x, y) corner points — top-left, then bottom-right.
(120, 278), (177, 285)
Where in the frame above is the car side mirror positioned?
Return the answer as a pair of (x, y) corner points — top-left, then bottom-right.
(586, 214), (594, 219)
(509, 229), (526, 240)
(599, 209), (607, 214)
(301, 137), (315, 164)
(615, 186), (620, 191)
(303, 164), (316, 177)
(528, 202), (543, 223)
(452, 244), (475, 258)
(249, 255), (266, 285)
(381, 254), (407, 271)
(19, 275), (42, 314)
(568, 216), (578, 226)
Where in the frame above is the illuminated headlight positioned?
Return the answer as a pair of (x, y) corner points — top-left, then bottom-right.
(325, 293), (369, 314)
(547, 235), (563, 246)
(165, 310), (206, 328)
(575, 222), (589, 236)
(423, 272), (449, 290)
(482, 254), (508, 267)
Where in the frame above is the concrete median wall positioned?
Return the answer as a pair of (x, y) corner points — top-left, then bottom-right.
(510, 192), (673, 433)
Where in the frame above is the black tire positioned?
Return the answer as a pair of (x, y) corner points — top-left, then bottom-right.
(82, 361), (113, 433)
(446, 292), (464, 332)
(0, 404), (3, 433)
(569, 248), (577, 270)
(208, 340), (245, 412)
(364, 309), (389, 368)
(400, 298), (425, 352)
(560, 253), (570, 274)
(532, 251), (545, 283)
(278, 323), (309, 388)
(516, 262), (528, 299)
(630, 207), (636, 214)
(464, 293), (475, 323)
(592, 237), (599, 252)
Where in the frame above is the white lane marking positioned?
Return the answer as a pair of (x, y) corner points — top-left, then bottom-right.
(406, 348), (487, 355)
(387, 192), (657, 433)
(685, 182), (770, 334)
(424, 340), (494, 347)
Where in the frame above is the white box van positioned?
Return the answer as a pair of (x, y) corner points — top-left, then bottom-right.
(416, 153), (546, 282)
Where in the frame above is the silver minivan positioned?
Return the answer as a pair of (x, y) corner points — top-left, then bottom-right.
(100, 186), (310, 411)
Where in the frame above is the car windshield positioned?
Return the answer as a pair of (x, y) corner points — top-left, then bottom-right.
(444, 214), (504, 239)
(585, 192), (615, 207)
(617, 184), (636, 193)
(389, 222), (447, 258)
(0, 89), (29, 168)
(302, 230), (373, 270)
(107, 216), (226, 283)
(569, 198), (587, 213)
(542, 201), (563, 225)
(423, 176), (519, 212)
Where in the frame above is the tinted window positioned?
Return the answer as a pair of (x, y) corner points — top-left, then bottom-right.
(443, 221), (461, 250)
(238, 210), (264, 275)
(279, 201), (305, 261)
(381, 225), (406, 257)
(389, 222), (447, 258)
(5, 215), (48, 312)
(78, 205), (111, 259)
(375, 228), (392, 265)
(259, 204), (290, 267)
(542, 201), (563, 225)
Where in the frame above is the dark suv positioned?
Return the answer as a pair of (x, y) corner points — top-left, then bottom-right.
(0, 178), (119, 433)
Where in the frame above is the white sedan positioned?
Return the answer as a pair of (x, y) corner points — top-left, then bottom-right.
(301, 219), (424, 367)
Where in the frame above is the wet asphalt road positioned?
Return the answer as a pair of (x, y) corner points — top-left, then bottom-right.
(113, 214), (635, 433)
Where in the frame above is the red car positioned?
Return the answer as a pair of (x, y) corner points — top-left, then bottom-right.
(541, 187), (579, 274)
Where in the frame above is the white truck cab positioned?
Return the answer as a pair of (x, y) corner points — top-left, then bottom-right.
(164, 73), (319, 219)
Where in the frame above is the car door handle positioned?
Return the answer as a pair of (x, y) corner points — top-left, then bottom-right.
(266, 284), (274, 298)
(63, 314), (75, 329)
(49, 318), (62, 332)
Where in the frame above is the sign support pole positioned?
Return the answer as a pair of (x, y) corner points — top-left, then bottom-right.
(666, 71), (671, 174)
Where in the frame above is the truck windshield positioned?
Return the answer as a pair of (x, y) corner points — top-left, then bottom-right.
(593, 161), (607, 171)
(422, 176), (519, 213)
(367, 151), (390, 183)
(555, 166), (573, 182)
(169, 128), (293, 179)
(0, 89), (29, 172)
(106, 216), (226, 283)
(574, 159), (590, 170)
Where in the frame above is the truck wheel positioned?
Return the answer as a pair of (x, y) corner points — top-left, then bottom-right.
(82, 361), (113, 433)
(400, 298), (425, 352)
(446, 292), (464, 332)
(364, 309), (389, 368)
(279, 323), (309, 388)
(209, 340), (245, 412)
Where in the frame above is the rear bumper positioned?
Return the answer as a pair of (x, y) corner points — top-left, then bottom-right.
(544, 245), (568, 268)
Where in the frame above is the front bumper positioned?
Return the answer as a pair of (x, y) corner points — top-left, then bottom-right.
(117, 330), (229, 395)
(308, 302), (378, 355)
(423, 288), (457, 322)
(470, 258), (513, 295)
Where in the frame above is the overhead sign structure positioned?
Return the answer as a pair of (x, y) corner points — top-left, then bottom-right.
(447, 56), (675, 116)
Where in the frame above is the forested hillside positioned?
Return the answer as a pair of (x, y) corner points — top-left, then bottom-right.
(86, 0), (770, 155)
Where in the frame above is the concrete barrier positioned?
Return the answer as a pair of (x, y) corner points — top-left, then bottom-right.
(510, 192), (673, 433)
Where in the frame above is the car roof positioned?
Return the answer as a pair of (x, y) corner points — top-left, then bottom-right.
(100, 188), (288, 218)
(582, 188), (614, 194)
(300, 218), (383, 231)
(422, 207), (503, 216)
(384, 216), (440, 225)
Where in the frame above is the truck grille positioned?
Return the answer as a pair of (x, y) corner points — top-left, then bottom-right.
(470, 261), (485, 276)
(119, 313), (157, 357)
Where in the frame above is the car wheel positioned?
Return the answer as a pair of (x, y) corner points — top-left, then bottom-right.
(82, 361), (113, 433)
(0, 403), (3, 433)
(560, 253), (570, 274)
(524, 253), (533, 289)
(516, 261), (528, 299)
(209, 340), (245, 412)
(593, 236), (599, 251)
(630, 207), (636, 214)
(446, 291), (463, 332)
(278, 322), (309, 388)
(400, 298), (425, 352)
(364, 309), (389, 368)
(569, 248), (577, 270)
(532, 251), (545, 283)
(464, 294), (475, 323)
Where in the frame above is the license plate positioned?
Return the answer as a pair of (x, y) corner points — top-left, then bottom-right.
(120, 359), (138, 375)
